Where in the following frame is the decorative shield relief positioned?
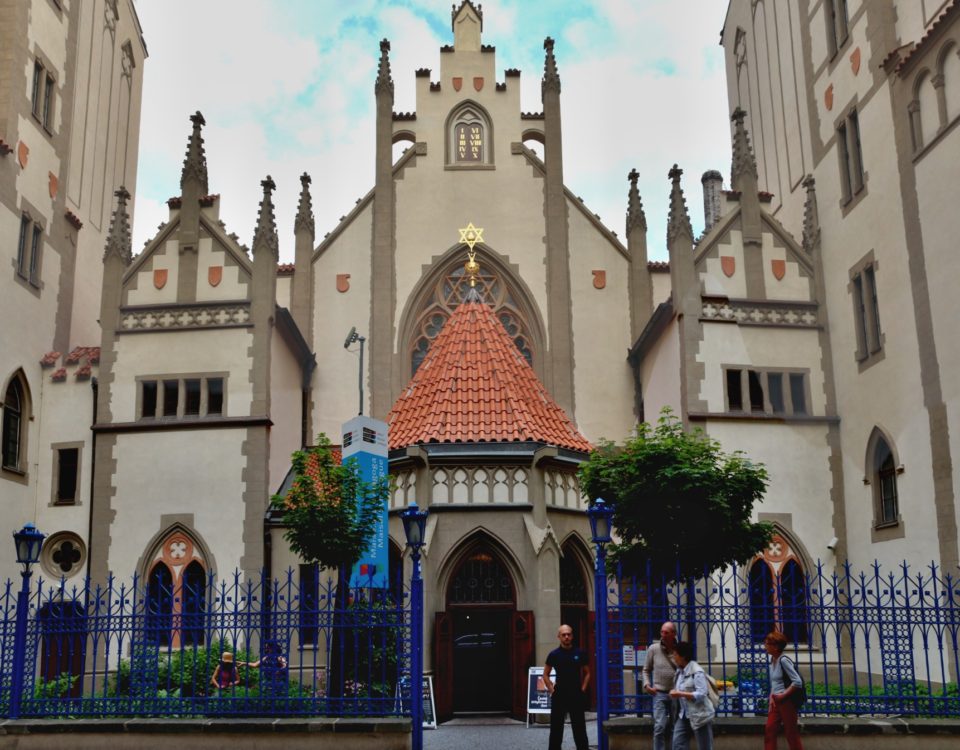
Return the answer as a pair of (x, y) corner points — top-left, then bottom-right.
(771, 259), (786, 281)
(208, 265), (223, 287)
(473, 77), (484, 92)
(720, 256), (736, 278)
(17, 141), (29, 168)
(850, 47), (861, 75)
(153, 269), (168, 289)
(336, 273), (351, 293)
(49, 172), (59, 199)
(452, 77), (463, 92)
(592, 270), (606, 290)
(824, 84), (834, 111)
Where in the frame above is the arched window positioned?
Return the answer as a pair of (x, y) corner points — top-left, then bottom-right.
(147, 562), (174, 647)
(2, 375), (26, 472)
(409, 261), (535, 375)
(448, 549), (515, 606)
(446, 103), (493, 166)
(180, 561), (206, 647)
(749, 533), (808, 643)
(874, 435), (899, 526)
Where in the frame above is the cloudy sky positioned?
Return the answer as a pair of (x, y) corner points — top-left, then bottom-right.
(131, 0), (733, 262)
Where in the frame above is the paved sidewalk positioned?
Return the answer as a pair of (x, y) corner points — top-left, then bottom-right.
(424, 714), (599, 750)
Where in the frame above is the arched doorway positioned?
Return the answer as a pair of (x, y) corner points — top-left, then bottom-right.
(434, 544), (530, 719)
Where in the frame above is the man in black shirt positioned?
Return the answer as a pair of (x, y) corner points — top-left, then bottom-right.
(542, 624), (591, 750)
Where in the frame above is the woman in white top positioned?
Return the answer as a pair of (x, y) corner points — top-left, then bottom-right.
(668, 640), (715, 750)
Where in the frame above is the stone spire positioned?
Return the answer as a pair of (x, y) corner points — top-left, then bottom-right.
(802, 175), (820, 254)
(667, 164), (694, 245)
(451, 1), (483, 30)
(295, 172), (315, 237)
(542, 37), (561, 95)
(180, 111), (209, 195)
(730, 108), (761, 246)
(626, 169), (653, 342)
(103, 186), (132, 265)
(626, 168), (647, 234)
(252, 176), (278, 258)
(375, 39), (394, 99)
(730, 108), (758, 190)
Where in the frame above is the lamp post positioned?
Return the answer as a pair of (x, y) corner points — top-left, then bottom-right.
(10, 522), (45, 719)
(401, 502), (428, 750)
(588, 499), (614, 750)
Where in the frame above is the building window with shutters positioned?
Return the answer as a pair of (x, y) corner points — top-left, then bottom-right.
(849, 252), (883, 368)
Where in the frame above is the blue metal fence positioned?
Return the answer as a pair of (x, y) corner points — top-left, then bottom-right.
(598, 560), (960, 719)
(0, 569), (416, 720)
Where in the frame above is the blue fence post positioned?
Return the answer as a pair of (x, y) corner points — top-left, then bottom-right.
(595, 543), (609, 750)
(9, 570), (33, 719)
(410, 548), (424, 750)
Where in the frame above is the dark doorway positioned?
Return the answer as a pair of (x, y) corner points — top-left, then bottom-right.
(451, 608), (511, 712)
(39, 601), (87, 697)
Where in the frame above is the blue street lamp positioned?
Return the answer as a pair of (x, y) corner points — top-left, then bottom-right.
(401, 502), (428, 750)
(588, 499), (614, 750)
(10, 522), (45, 719)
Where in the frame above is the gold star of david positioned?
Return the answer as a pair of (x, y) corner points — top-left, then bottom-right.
(458, 222), (484, 250)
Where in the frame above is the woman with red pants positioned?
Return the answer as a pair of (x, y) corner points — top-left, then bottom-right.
(763, 631), (804, 750)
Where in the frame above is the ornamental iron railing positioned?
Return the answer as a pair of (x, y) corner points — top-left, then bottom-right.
(0, 569), (416, 720)
(598, 560), (960, 719)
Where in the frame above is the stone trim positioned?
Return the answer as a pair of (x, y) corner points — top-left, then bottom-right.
(119, 302), (251, 332)
(687, 411), (838, 425)
(93, 416), (270, 434)
(701, 298), (819, 327)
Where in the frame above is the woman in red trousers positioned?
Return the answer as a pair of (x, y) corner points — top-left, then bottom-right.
(763, 631), (804, 750)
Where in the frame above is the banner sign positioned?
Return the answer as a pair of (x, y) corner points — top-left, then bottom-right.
(342, 416), (389, 588)
(527, 666), (552, 723)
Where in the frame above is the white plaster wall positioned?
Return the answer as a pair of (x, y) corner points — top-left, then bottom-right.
(761, 234), (813, 301)
(702, 228), (747, 298)
(639, 320), (681, 423)
(568, 207), (634, 442)
(29, 0), (69, 74)
(392, 150), (549, 332)
(16, 114), (60, 214)
(195, 237), (250, 302)
(697, 323), (826, 414)
(276, 274), (292, 309)
(268, 333), (303, 494)
(109, 430), (247, 577)
(312, 207), (373, 440)
(126, 239), (179, 305)
(705, 420), (835, 564)
(111, 328), (254, 422)
(651, 269), (671, 305)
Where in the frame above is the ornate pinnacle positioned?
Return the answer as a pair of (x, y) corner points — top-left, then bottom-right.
(375, 39), (394, 98)
(180, 111), (209, 195)
(542, 37), (561, 95)
(730, 107), (758, 190)
(252, 176), (279, 258)
(103, 186), (133, 265)
(295, 172), (315, 236)
(667, 165), (694, 245)
(451, 1), (484, 31)
(802, 175), (820, 254)
(626, 168), (647, 234)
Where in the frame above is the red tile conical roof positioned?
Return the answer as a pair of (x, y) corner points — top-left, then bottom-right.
(387, 292), (592, 453)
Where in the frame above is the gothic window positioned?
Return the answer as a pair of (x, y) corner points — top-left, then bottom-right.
(147, 563), (174, 647)
(40, 532), (87, 579)
(448, 549), (514, 605)
(868, 430), (900, 528)
(748, 533), (808, 643)
(447, 105), (492, 166)
(144, 530), (207, 647)
(2, 374), (29, 473)
(410, 263), (534, 375)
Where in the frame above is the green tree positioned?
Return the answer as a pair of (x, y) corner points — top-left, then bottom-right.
(270, 433), (387, 701)
(578, 411), (772, 581)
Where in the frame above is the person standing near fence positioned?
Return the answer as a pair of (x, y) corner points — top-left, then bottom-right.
(669, 640), (715, 750)
(643, 621), (679, 750)
(764, 631), (804, 750)
(543, 624), (591, 750)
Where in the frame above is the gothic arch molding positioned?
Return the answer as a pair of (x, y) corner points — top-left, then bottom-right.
(435, 527), (525, 605)
(444, 99), (494, 165)
(396, 243), (547, 383)
(136, 520), (217, 584)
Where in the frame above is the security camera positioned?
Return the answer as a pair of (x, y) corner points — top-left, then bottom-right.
(827, 536), (839, 551)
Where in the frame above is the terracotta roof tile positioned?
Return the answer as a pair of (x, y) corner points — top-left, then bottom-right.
(387, 295), (592, 453)
(51, 368), (66, 382)
(892, 0), (958, 73)
(40, 351), (61, 367)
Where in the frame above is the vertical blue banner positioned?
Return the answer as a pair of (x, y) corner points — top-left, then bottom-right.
(342, 416), (389, 588)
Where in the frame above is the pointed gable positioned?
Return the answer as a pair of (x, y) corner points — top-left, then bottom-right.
(387, 293), (592, 453)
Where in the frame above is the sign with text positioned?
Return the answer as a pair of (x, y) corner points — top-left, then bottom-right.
(342, 416), (389, 588)
(527, 666), (552, 717)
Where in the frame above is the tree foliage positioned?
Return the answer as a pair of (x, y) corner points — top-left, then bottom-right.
(578, 411), (773, 581)
(270, 433), (386, 582)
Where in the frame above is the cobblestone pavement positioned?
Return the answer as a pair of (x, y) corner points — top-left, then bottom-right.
(424, 714), (599, 750)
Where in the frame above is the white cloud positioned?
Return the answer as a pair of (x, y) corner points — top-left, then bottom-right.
(131, 0), (734, 261)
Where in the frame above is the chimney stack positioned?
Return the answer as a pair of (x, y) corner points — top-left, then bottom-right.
(701, 169), (723, 233)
